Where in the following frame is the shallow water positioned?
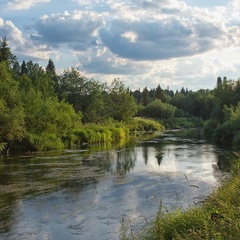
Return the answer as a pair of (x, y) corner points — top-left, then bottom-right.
(0, 132), (230, 239)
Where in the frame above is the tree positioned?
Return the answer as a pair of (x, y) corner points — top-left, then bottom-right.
(144, 99), (175, 120)
(155, 84), (170, 102)
(0, 37), (12, 62)
(83, 87), (108, 123)
(0, 61), (25, 151)
(155, 84), (163, 100)
(24, 60), (54, 97)
(58, 67), (92, 112)
(46, 59), (59, 95)
(46, 59), (56, 77)
(180, 87), (186, 95)
(20, 60), (28, 75)
(132, 89), (141, 103)
(20, 88), (81, 150)
(141, 87), (150, 106)
(0, 37), (17, 68)
(108, 79), (138, 122)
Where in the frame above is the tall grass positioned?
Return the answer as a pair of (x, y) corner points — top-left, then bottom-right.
(65, 118), (164, 148)
(122, 158), (240, 240)
(128, 117), (165, 132)
(21, 118), (164, 151)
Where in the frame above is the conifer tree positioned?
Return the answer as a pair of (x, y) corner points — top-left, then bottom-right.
(0, 37), (17, 67)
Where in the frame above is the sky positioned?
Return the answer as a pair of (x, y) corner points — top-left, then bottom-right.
(0, 0), (240, 91)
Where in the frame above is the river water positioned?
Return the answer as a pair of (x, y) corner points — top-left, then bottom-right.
(0, 131), (231, 240)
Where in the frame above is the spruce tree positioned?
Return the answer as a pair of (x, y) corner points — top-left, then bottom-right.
(0, 37), (17, 67)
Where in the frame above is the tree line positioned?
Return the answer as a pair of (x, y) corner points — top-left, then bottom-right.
(132, 76), (240, 147)
(0, 37), (240, 153)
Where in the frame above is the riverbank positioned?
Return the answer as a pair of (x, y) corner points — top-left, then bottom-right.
(126, 157), (240, 240)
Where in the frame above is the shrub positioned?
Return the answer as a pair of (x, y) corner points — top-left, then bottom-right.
(203, 118), (219, 139)
(128, 117), (164, 132)
(27, 132), (64, 151)
(143, 99), (176, 120)
(213, 121), (234, 145)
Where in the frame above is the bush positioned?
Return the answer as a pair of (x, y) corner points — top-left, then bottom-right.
(232, 131), (240, 146)
(142, 99), (176, 120)
(128, 117), (164, 131)
(213, 121), (234, 145)
(27, 132), (64, 151)
(164, 117), (204, 130)
(203, 118), (219, 139)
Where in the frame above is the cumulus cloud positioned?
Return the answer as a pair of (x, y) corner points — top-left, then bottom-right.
(100, 18), (223, 61)
(74, 46), (146, 75)
(3, 0), (240, 91)
(32, 10), (104, 50)
(7, 0), (50, 10)
(97, 0), (240, 61)
(0, 18), (53, 61)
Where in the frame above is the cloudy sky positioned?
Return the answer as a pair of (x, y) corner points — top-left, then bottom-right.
(1, 0), (240, 91)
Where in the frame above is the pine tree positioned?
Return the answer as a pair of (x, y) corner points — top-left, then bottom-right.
(46, 59), (59, 95)
(46, 59), (56, 78)
(21, 60), (28, 75)
(141, 87), (150, 106)
(0, 37), (16, 67)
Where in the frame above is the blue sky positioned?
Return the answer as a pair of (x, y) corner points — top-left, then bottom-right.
(1, 0), (240, 91)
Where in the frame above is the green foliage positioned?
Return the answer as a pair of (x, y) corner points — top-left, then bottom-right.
(165, 117), (204, 129)
(213, 121), (234, 145)
(21, 60), (55, 97)
(108, 79), (138, 122)
(141, 87), (150, 106)
(128, 117), (164, 131)
(109, 127), (127, 140)
(170, 90), (214, 120)
(211, 103), (240, 146)
(66, 124), (131, 146)
(155, 84), (170, 102)
(27, 132), (64, 151)
(4, 39), (240, 151)
(140, 99), (175, 120)
(0, 62), (25, 151)
(0, 37), (17, 68)
(58, 67), (91, 111)
(18, 88), (81, 151)
(203, 118), (219, 139)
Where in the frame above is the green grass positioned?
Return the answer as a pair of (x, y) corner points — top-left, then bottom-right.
(128, 117), (165, 132)
(122, 158), (240, 240)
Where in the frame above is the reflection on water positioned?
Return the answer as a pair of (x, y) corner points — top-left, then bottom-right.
(0, 132), (232, 240)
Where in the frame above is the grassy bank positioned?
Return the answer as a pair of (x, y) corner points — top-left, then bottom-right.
(12, 118), (164, 152)
(123, 157), (240, 240)
(66, 118), (164, 149)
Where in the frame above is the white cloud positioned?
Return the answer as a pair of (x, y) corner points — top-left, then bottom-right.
(121, 31), (138, 43)
(0, 18), (54, 61)
(32, 10), (104, 51)
(3, 0), (240, 91)
(7, 0), (50, 10)
(72, 0), (91, 5)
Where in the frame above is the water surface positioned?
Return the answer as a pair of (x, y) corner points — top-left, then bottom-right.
(0, 132), (230, 239)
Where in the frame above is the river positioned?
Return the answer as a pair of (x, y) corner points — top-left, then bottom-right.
(0, 131), (231, 240)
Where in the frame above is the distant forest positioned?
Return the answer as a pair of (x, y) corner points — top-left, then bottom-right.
(1, 37), (240, 153)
